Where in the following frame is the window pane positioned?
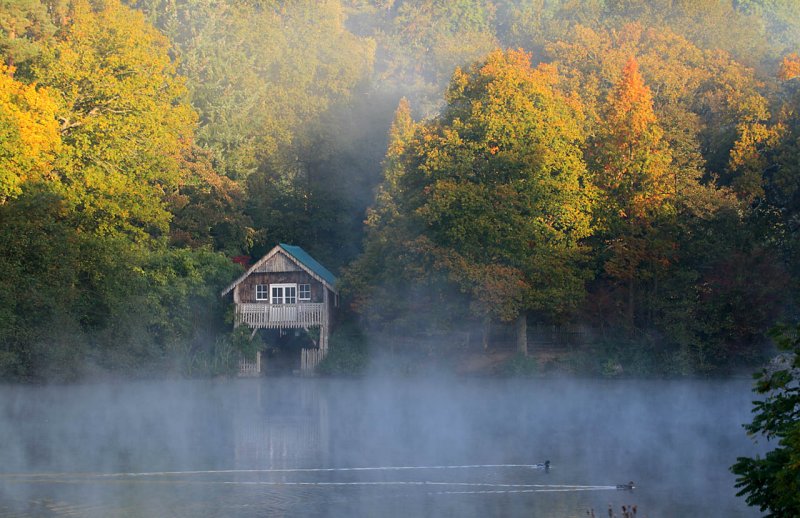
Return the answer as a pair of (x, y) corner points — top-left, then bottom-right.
(285, 286), (296, 304)
(272, 286), (283, 304)
(299, 284), (311, 300)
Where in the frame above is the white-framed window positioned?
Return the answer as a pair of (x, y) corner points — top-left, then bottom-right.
(299, 284), (311, 301)
(255, 284), (269, 301)
(270, 283), (297, 305)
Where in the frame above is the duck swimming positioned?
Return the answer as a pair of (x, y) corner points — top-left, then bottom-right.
(616, 481), (635, 490)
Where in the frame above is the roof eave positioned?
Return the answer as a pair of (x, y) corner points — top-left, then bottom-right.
(219, 245), (338, 298)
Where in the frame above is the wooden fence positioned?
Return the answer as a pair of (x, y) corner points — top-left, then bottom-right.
(238, 351), (261, 376)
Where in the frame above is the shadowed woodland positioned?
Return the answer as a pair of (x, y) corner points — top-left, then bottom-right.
(1, 0), (800, 381)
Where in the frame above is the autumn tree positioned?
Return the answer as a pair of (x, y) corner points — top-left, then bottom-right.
(31, 0), (196, 240)
(544, 24), (785, 369)
(590, 56), (673, 328)
(545, 23), (770, 197)
(352, 49), (594, 352)
(167, 144), (252, 254)
(759, 53), (800, 287)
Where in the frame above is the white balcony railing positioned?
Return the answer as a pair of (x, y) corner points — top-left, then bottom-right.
(235, 303), (325, 329)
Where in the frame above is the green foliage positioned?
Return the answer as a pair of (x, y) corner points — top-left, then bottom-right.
(135, 0), (380, 267)
(374, 0), (498, 113)
(229, 326), (262, 362)
(185, 336), (237, 377)
(156, 0), (374, 181)
(734, 0), (800, 56)
(0, 182), (241, 381)
(317, 323), (369, 376)
(731, 324), (800, 517)
(0, 1), (253, 382)
(167, 145), (253, 254)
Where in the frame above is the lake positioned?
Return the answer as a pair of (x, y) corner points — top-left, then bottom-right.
(0, 377), (764, 517)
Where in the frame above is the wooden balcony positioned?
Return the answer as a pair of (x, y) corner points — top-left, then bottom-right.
(235, 302), (325, 329)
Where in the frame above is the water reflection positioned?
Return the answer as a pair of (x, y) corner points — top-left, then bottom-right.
(232, 380), (330, 470)
(0, 377), (764, 517)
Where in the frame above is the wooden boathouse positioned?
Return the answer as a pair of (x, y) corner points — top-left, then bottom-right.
(221, 243), (338, 375)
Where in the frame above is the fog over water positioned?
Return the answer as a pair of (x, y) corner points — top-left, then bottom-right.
(0, 377), (764, 517)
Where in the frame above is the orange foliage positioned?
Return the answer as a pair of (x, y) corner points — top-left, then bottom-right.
(595, 56), (672, 217)
(607, 57), (657, 138)
(778, 53), (800, 81)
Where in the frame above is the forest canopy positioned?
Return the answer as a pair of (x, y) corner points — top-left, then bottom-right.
(0, 0), (799, 380)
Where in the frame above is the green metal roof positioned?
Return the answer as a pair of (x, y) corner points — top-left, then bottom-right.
(279, 243), (337, 287)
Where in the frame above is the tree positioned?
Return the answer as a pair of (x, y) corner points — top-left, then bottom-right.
(342, 98), (462, 330)
(544, 22), (770, 196)
(767, 54), (800, 281)
(0, 1), (244, 381)
(352, 49), (595, 351)
(545, 23), (781, 367)
(31, 0), (196, 240)
(731, 324), (800, 517)
(590, 56), (673, 328)
(779, 53), (800, 81)
(131, 0), (378, 264)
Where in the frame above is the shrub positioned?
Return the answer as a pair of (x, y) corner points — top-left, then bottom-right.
(317, 323), (369, 376)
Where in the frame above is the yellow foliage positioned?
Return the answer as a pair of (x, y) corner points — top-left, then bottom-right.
(0, 64), (60, 201)
(30, 0), (197, 237)
(727, 122), (783, 201)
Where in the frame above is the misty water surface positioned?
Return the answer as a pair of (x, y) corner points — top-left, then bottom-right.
(0, 377), (764, 517)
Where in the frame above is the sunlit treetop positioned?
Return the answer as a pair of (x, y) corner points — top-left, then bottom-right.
(606, 57), (656, 138)
(31, 0), (197, 239)
(0, 63), (60, 202)
(593, 54), (672, 218)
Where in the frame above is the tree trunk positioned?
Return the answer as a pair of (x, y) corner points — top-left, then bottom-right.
(516, 313), (528, 356)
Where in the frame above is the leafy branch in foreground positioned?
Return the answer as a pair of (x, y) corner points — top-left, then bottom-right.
(731, 324), (800, 517)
